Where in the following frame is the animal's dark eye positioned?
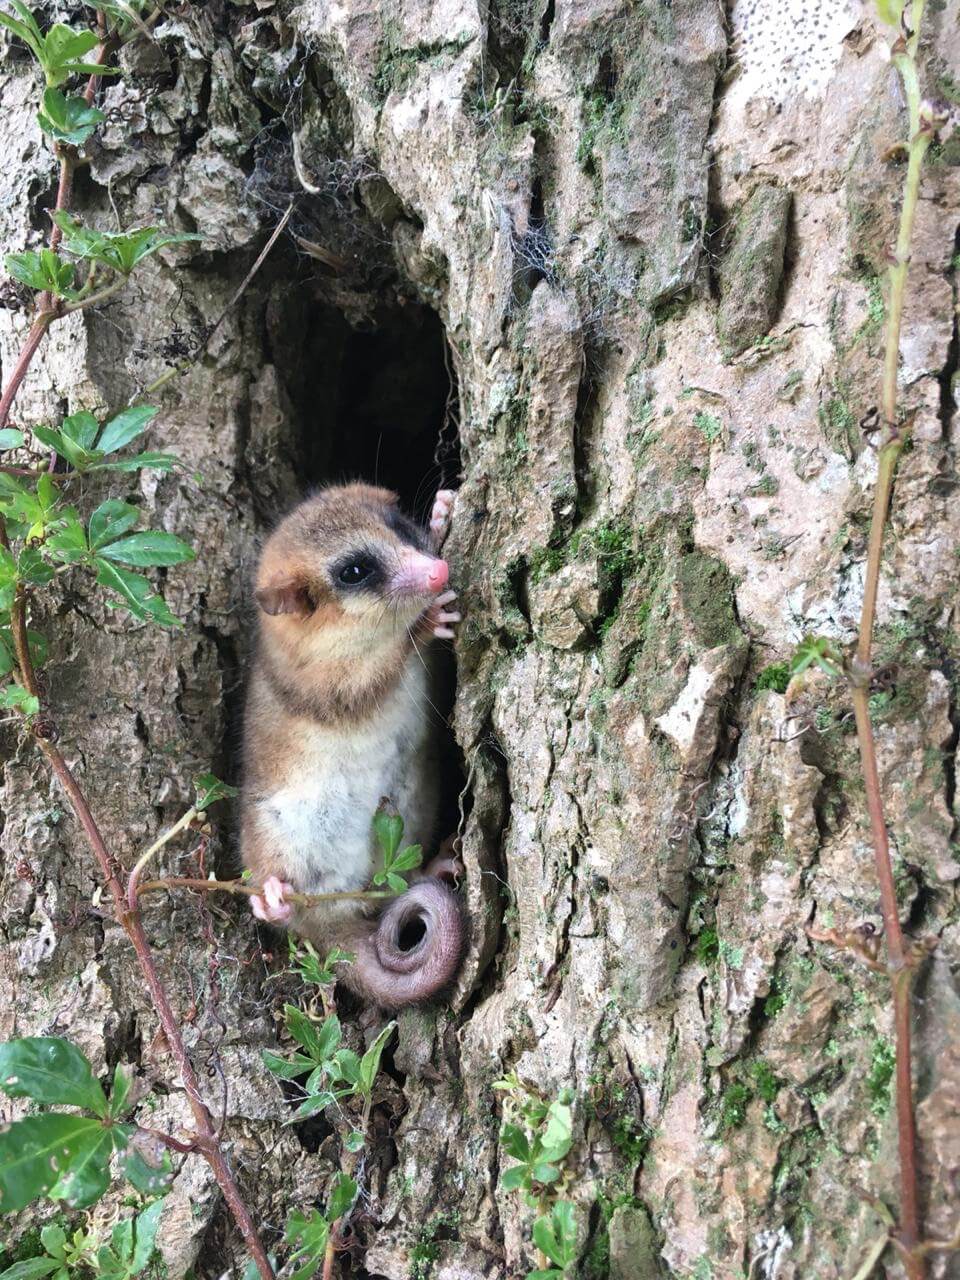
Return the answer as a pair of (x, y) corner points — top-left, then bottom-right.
(338, 558), (375, 586)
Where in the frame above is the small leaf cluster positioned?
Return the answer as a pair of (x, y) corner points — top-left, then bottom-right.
(0, 1037), (165, 1217)
(372, 805), (423, 893)
(790, 636), (843, 679)
(282, 1174), (357, 1280)
(498, 1091), (574, 1198)
(0, 3), (120, 87)
(0, 1200), (163, 1280)
(193, 771), (238, 811)
(6, 213), (200, 304)
(528, 1202), (578, 1280)
(494, 1077), (581, 1278)
(0, 405), (192, 684)
(264, 1007), (396, 1128)
(288, 936), (355, 987)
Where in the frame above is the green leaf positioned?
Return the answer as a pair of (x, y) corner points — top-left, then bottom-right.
(18, 546), (55, 585)
(373, 807), (404, 860)
(88, 499), (138, 550)
(500, 1123), (530, 1161)
(46, 511), (88, 564)
(262, 1049), (316, 1080)
(329, 1048), (361, 1087)
(284, 1208), (329, 1280)
(0, 1113), (109, 1212)
(384, 872), (407, 894)
(193, 772), (238, 810)
(40, 1224), (67, 1259)
(123, 1144), (173, 1195)
(98, 530), (195, 568)
(531, 1161), (560, 1184)
(0, 1037), (109, 1115)
(88, 450), (176, 473)
(790, 636), (843, 680)
(875, 0), (906, 23)
(96, 405), (157, 454)
(0, 6), (43, 61)
(51, 213), (201, 274)
(0, 685), (39, 717)
(0, 429), (24, 450)
(62, 410), (100, 450)
(526, 1271), (564, 1279)
(284, 1005), (322, 1059)
(94, 558), (180, 628)
(5, 250), (77, 299)
(288, 1091), (338, 1122)
(0, 1261), (61, 1280)
(130, 1197), (165, 1272)
(325, 1172), (357, 1222)
(358, 1020), (396, 1096)
(389, 843), (423, 874)
(33, 423), (100, 473)
(37, 88), (104, 144)
(532, 1202), (577, 1269)
(315, 1014), (342, 1063)
(108, 1063), (133, 1119)
(0, 546), (15, 587)
(500, 1164), (528, 1191)
(539, 1100), (573, 1163)
(50, 1123), (128, 1209)
(343, 1130), (364, 1152)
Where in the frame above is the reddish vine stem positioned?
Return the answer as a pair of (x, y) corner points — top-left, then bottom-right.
(0, 16), (275, 1280)
(846, 5), (931, 1274)
(28, 731), (275, 1280)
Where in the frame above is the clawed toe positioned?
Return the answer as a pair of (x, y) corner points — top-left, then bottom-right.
(429, 490), (455, 547)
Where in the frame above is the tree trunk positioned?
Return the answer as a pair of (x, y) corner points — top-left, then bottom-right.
(1, 1), (958, 1277)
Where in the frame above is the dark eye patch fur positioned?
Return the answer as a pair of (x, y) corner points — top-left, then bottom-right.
(331, 549), (385, 591)
(384, 508), (427, 550)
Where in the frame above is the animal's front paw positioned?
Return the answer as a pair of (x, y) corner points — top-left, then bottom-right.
(251, 874), (294, 924)
(429, 489), (455, 549)
(425, 588), (461, 640)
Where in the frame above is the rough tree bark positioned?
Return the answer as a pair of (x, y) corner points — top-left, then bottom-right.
(1, 1), (958, 1277)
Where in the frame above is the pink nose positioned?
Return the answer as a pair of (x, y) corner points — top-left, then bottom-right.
(427, 559), (449, 591)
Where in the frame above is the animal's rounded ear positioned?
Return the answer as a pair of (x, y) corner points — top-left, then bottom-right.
(255, 575), (315, 618)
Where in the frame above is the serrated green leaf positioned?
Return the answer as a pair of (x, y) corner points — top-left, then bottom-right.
(37, 89), (104, 144)
(0, 1113), (107, 1212)
(5, 250), (77, 298)
(358, 1019), (395, 1096)
(88, 499), (138, 550)
(500, 1122), (530, 1161)
(96, 405), (157, 454)
(193, 771), (238, 809)
(532, 1202), (577, 1268)
(46, 512), (88, 564)
(385, 871), (407, 894)
(98, 530), (194, 568)
(0, 429), (24, 450)
(94, 558), (180, 628)
(315, 1014), (342, 1063)
(326, 1172), (357, 1222)
(0, 1037), (109, 1115)
(284, 1208), (329, 1280)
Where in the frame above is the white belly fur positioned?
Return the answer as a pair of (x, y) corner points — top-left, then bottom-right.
(256, 658), (437, 894)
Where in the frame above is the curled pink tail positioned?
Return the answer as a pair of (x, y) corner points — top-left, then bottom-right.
(350, 879), (465, 1009)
